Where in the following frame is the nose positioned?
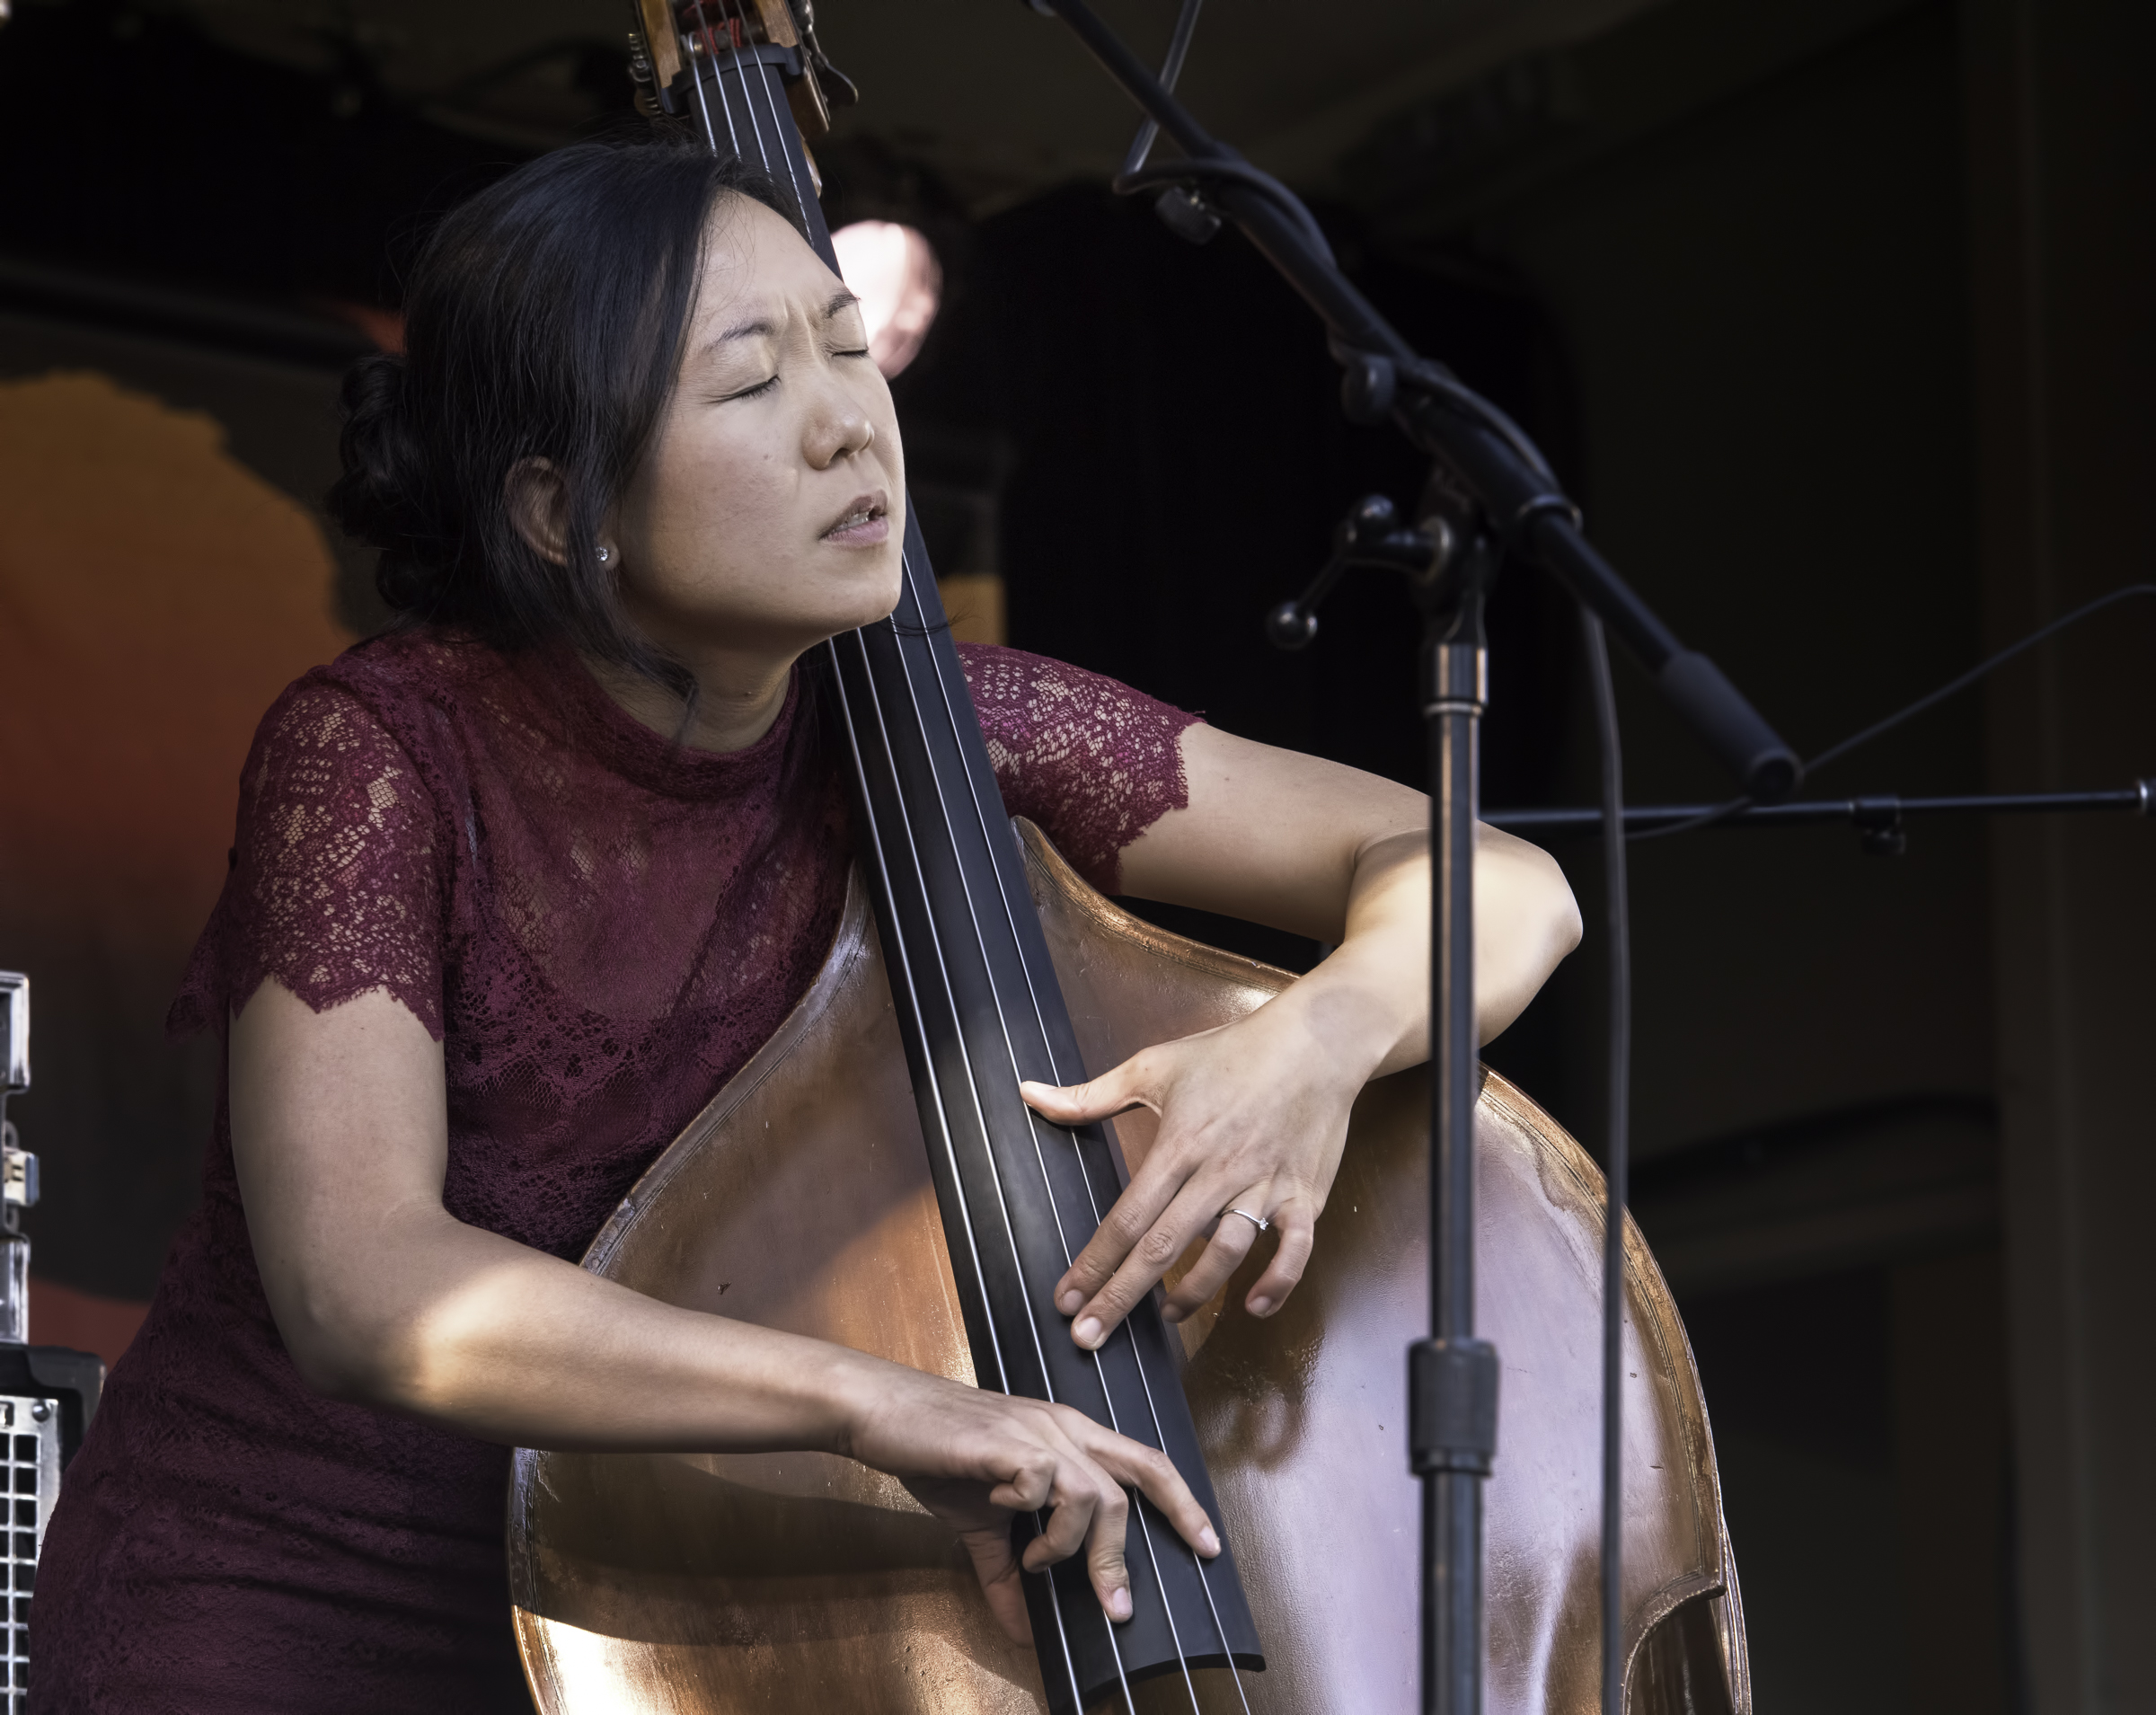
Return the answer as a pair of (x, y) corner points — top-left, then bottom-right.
(807, 397), (876, 470)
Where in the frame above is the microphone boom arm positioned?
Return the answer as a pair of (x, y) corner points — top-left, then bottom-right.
(1029, 0), (1801, 801)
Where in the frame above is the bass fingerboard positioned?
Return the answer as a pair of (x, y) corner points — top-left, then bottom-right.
(640, 17), (1263, 1712)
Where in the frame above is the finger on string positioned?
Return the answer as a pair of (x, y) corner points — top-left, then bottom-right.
(1020, 1453), (1100, 1573)
(1244, 1204), (1317, 1318)
(1078, 1471), (1134, 1620)
(1082, 1425), (1222, 1561)
(1159, 1196), (1265, 1323)
(1020, 1056), (1157, 1128)
(1068, 1176), (1230, 1350)
(1053, 1149), (1191, 1322)
(957, 1525), (1034, 1645)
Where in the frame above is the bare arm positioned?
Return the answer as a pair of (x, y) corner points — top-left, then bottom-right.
(1118, 722), (1579, 1056)
(1023, 722), (1580, 1348)
(229, 979), (1218, 1636)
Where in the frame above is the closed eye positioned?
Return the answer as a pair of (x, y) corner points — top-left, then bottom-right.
(722, 375), (780, 402)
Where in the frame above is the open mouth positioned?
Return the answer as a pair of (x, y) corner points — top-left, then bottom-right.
(822, 497), (889, 544)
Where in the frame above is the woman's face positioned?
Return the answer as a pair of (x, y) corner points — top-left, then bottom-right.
(610, 195), (906, 667)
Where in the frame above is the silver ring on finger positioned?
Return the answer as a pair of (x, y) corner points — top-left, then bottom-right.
(1222, 1206), (1270, 1233)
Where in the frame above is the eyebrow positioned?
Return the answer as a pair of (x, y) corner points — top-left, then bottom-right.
(708, 315), (776, 349)
(704, 290), (863, 353)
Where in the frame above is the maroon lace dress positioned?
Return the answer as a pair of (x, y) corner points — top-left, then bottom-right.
(31, 629), (1200, 1714)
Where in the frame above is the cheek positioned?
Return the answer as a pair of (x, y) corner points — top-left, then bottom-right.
(639, 426), (793, 588)
(869, 392), (906, 487)
(655, 424), (782, 537)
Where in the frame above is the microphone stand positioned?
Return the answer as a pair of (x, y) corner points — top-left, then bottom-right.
(1026, 5), (1801, 1711)
(1489, 782), (2154, 848)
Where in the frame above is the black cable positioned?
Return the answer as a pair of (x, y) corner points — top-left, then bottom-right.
(1805, 582), (2156, 777)
(1624, 795), (1749, 843)
(1629, 582), (2156, 844)
(1063, 4), (1570, 533)
(1118, 0), (1204, 178)
(1400, 357), (1561, 488)
(1581, 607), (1630, 1715)
(1120, 143), (1570, 488)
(1130, 155), (1558, 482)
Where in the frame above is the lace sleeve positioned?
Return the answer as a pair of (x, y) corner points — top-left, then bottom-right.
(170, 677), (448, 1040)
(958, 644), (1203, 893)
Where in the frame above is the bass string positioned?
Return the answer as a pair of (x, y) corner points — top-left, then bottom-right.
(729, 6), (809, 217)
(726, 17), (1138, 1695)
(689, 28), (1180, 1703)
(694, 6), (746, 162)
(708, 2), (773, 186)
(782, 21), (1199, 1678)
(824, 638), (1093, 1715)
(879, 566), (1202, 1715)
(677, 38), (1101, 1709)
(824, 651), (1012, 1398)
(911, 621), (1252, 1714)
(842, 623), (1141, 1715)
(684, 32), (722, 156)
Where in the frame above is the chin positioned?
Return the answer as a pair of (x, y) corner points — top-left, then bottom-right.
(735, 555), (905, 652)
(839, 560), (908, 630)
(795, 591), (905, 650)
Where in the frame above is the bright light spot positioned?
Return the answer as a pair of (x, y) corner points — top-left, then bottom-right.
(831, 220), (942, 378)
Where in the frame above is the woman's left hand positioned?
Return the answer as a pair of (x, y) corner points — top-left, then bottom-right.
(1023, 723), (1580, 1352)
(1020, 987), (1372, 1350)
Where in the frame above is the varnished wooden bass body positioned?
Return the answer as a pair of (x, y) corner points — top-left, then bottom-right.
(508, 823), (1750, 1713)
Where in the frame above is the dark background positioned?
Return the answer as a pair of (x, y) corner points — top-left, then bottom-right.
(3, 0), (2152, 1710)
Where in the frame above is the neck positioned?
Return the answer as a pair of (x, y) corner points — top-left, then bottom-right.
(585, 638), (799, 754)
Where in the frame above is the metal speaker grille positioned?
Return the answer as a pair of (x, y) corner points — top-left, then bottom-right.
(0, 1394), (60, 1709)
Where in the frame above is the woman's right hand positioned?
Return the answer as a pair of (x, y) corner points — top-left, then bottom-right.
(838, 1360), (1223, 1645)
(230, 983), (1216, 1649)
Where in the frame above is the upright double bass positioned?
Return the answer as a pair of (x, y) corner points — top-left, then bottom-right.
(507, 7), (1750, 1711)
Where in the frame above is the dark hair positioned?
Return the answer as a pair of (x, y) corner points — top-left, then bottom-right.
(327, 129), (804, 701)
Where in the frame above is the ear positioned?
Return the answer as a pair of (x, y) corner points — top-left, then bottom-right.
(506, 457), (573, 567)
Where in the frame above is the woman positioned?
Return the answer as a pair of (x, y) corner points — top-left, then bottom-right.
(33, 136), (1579, 1711)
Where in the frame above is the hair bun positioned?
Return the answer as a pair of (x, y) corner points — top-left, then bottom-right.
(323, 137), (792, 655)
(327, 352), (451, 614)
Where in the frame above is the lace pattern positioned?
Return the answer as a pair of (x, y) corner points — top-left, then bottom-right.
(174, 681), (447, 1039)
(959, 642), (1198, 893)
